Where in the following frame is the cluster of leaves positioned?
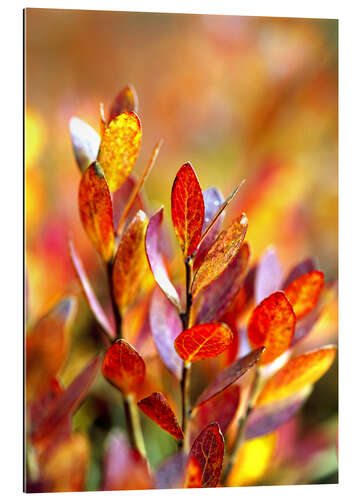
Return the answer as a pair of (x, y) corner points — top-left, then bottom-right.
(25, 85), (337, 492)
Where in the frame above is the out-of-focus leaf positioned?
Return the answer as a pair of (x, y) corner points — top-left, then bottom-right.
(171, 162), (204, 258)
(102, 431), (152, 490)
(247, 291), (296, 365)
(184, 456), (202, 488)
(149, 287), (183, 379)
(257, 345), (337, 406)
(246, 386), (312, 440)
(174, 323), (233, 363)
(193, 242), (250, 324)
(102, 339), (145, 394)
(78, 161), (115, 262)
(188, 423), (224, 487)
(145, 208), (181, 310)
(284, 270), (324, 320)
(155, 453), (187, 489)
(191, 214), (248, 297)
(26, 297), (77, 401)
(191, 385), (240, 441)
(97, 112), (141, 192)
(108, 85), (138, 124)
(194, 187), (224, 271)
(69, 238), (114, 338)
(112, 175), (145, 232)
(195, 347), (264, 407)
(113, 210), (149, 312)
(282, 257), (317, 289)
(255, 246), (283, 304)
(137, 392), (184, 440)
(69, 117), (100, 173)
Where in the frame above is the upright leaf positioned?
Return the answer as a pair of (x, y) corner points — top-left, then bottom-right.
(69, 117), (100, 173)
(247, 291), (296, 365)
(97, 112), (141, 192)
(184, 456), (202, 488)
(192, 214), (248, 297)
(102, 339), (145, 394)
(188, 423), (224, 487)
(113, 210), (149, 312)
(175, 323), (233, 363)
(282, 257), (317, 288)
(78, 161), (115, 262)
(171, 162), (204, 258)
(138, 392), (184, 440)
(112, 175), (145, 233)
(108, 85), (138, 124)
(255, 247), (283, 304)
(284, 270), (324, 320)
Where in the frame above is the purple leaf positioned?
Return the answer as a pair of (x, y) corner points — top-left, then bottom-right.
(69, 117), (100, 173)
(155, 453), (187, 489)
(255, 246), (283, 304)
(282, 257), (317, 289)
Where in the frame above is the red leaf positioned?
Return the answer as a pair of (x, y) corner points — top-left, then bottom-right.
(174, 323), (233, 363)
(69, 117), (100, 173)
(282, 257), (317, 289)
(255, 246), (283, 304)
(284, 270), (324, 320)
(108, 85), (139, 124)
(184, 456), (202, 488)
(171, 162), (204, 258)
(138, 392), (184, 440)
(189, 423), (224, 487)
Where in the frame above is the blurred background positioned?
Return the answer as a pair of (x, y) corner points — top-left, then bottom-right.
(25, 9), (338, 489)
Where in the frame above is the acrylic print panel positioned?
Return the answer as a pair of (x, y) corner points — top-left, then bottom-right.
(25, 8), (338, 492)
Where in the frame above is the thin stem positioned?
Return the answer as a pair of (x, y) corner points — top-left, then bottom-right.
(106, 260), (122, 339)
(123, 393), (147, 458)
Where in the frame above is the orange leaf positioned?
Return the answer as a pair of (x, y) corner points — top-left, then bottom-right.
(184, 456), (202, 488)
(102, 339), (145, 394)
(247, 291), (296, 365)
(188, 423), (224, 487)
(257, 345), (337, 406)
(78, 161), (115, 262)
(171, 162), (204, 258)
(113, 210), (149, 312)
(108, 85), (138, 124)
(138, 392), (184, 440)
(97, 112), (141, 192)
(174, 323), (233, 363)
(284, 270), (324, 320)
(191, 214), (248, 297)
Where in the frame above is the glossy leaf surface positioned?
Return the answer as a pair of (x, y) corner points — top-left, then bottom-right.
(138, 392), (184, 440)
(69, 117), (100, 173)
(284, 270), (324, 320)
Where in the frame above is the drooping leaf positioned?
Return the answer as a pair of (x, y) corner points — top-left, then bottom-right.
(284, 270), (324, 320)
(247, 291), (296, 365)
(191, 214), (248, 297)
(108, 85), (139, 124)
(137, 392), (184, 440)
(155, 453), (187, 489)
(69, 117), (100, 173)
(255, 246), (283, 304)
(282, 257), (317, 288)
(102, 339), (145, 394)
(145, 208), (181, 310)
(113, 210), (149, 312)
(188, 423), (224, 487)
(195, 347), (264, 407)
(257, 345), (337, 406)
(193, 242), (250, 324)
(149, 287), (183, 378)
(174, 323), (233, 363)
(69, 238), (114, 338)
(97, 112), (142, 192)
(184, 456), (202, 488)
(26, 297), (77, 401)
(78, 161), (115, 262)
(171, 162), (204, 258)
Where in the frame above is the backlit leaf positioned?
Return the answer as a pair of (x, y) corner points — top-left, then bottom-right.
(247, 291), (296, 365)
(102, 339), (145, 394)
(255, 246), (283, 304)
(282, 257), (317, 288)
(195, 347), (264, 407)
(171, 162), (204, 257)
(145, 208), (181, 310)
(257, 345), (337, 406)
(192, 214), (248, 297)
(174, 323), (233, 363)
(97, 112), (141, 192)
(184, 456), (202, 488)
(108, 85), (138, 124)
(113, 210), (149, 312)
(149, 287), (183, 378)
(78, 161), (115, 262)
(138, 392), (184, 440)
(69, 117), (100, 173)
(284, 270), (324, 320)
(188, 423), (224, 487)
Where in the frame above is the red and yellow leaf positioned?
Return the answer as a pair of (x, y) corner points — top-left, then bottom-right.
(102, 339), (145, 394)
(78, 161), (115, 262)
(247, 291), (296, 365)
(97, 112), (141, 192)
(257, 345), (337, 406)
(137, 392), (184, 440)
(191, 214), (248, 297)
(171, 162), (204, 258)
(108, 85), (138, 124)
(174, 323), (233, 363)
(184, 456), (202, 488)
(113, 210), (149, 312)
(284, 270), (324, 320)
